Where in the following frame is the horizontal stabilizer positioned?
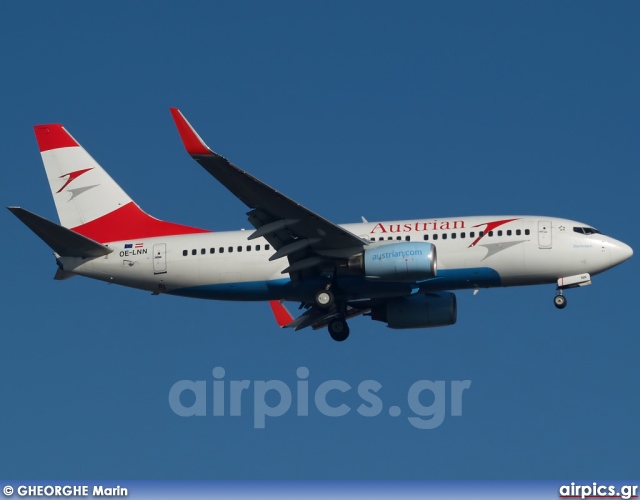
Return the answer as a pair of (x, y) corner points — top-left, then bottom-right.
(8, 207), (113, 258)
(54, 268), (76, 280)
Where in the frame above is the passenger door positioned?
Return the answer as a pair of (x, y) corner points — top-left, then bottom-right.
(538, 220), (552, 248)
(153, 243), (167, 274)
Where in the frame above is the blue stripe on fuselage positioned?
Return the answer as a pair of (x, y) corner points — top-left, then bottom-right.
(423, 267), (502, 291)
(166, 267), (501, 301)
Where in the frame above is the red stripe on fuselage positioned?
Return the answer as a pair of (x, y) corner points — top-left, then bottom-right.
(34, 124), (79, 152)
(71, 202), (211, 243)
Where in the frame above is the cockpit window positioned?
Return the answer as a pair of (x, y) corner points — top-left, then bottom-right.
(573, 226), (601, 235)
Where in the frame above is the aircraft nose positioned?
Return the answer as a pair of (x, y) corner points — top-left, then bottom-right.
(610, 240), (633, 266)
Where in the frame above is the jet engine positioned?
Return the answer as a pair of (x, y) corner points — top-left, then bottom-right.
(348, 242), (436, 282)
(370, 292), (457, 329)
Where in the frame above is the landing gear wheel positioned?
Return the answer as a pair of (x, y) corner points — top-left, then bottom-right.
(315, 289), (334, 309)
(554, 294), (567, 309)
(328, 318), (350, 342)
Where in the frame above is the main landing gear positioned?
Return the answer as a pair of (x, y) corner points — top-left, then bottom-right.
(328, 318), (350, 342)
(554, 291), (567, 309)
(315, 288), (334, 309)
(314, 283), (350, 341)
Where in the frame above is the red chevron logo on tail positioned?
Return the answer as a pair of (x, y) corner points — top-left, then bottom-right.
(56, 168), (94, 193)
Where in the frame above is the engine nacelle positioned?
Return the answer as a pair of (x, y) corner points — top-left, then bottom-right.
(371, 292), (457, 329)
(348, 242), (437, 282)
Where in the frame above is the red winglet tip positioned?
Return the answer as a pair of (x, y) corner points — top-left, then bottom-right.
(34, 124), (79, 152)
(169, 108), (212, 156)
(269, 300), (294, 328)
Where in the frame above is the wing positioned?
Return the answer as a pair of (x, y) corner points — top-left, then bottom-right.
(268, 300), (369, 331)
(170, 108), (367, 278)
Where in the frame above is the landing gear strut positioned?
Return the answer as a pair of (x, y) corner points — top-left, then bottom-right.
(314, 276), (349, 340)
(554, 291), (567, 309)
(328, 318), (350, 342)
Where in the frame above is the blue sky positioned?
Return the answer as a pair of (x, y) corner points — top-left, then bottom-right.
(1, 1), (638, 479)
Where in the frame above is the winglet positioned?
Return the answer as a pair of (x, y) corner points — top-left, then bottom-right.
(169, 108), (213, 156)
(269, 300), (295, 328)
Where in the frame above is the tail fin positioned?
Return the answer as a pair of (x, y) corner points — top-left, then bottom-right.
(34, 124), (209, 243)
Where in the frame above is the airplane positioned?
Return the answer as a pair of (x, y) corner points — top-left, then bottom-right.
(8, 109), (633, 341)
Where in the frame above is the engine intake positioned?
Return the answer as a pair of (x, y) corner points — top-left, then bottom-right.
(371, 292), (457, 329)
(348, 242), (437, 282)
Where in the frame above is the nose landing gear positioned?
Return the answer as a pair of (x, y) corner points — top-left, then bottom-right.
(553, 274), (591, 309)
(554, 292), (567, 309)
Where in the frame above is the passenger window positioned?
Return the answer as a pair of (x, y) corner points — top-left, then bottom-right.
(461, 232), (465, 238)
(451, 233), (456, 239)
(388, 237), (393, 240)
(525, 229), (530, 235)
(479, 231), (484, 237)
(423, 235), (429, 241)
(488, 231), (493, 237)
(247, 245), (251, 251)
(228, 247), (233, 253)
(256, 245), (261, 251)
(507, 230), (512, 236)
(379, 237), (384, 241)
(191, 249), (197, 256)
(183, 250), (188, 256)
(470, 232), (475, 238)
(219, 247), (224, 253)
(433, 234), (438, 240)
(370, 238), (375, 242)
(210, 248), (215, 254)
(201, 248), (206, 255)
(516, 229), (521, 236)
(265, 244), (270, 250)
(237, 246), (242, 252)
(405, 236), (411, 241)
(442, 233), (447, 240)
(396, 236), (402, 241)
(497, 230), (502, 236)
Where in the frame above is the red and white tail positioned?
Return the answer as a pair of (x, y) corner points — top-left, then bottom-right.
(35, 124), (209, 243)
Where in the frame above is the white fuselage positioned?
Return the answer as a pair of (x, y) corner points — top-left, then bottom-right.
(57, 215), (632, 303)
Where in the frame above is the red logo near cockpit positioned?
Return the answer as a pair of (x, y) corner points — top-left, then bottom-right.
(468, 218), (520, 248)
